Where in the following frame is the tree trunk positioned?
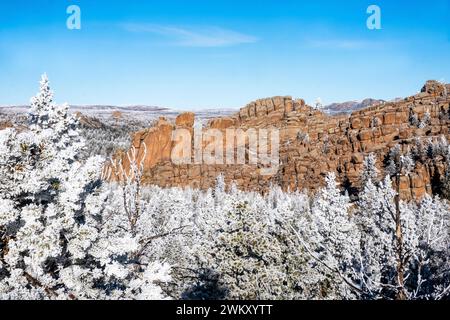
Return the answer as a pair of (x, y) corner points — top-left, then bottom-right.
(395, 172), (407, 300)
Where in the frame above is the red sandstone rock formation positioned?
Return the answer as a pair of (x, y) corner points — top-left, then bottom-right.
(175, 112), (195, 127)
(112, 81), (450, 200)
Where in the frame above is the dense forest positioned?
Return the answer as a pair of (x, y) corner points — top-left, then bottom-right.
(0, 76), (449, 300)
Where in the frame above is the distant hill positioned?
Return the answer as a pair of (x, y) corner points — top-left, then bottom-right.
(323, 98), (385, 115)
(0, 100), (388, 118)
(0, 104), (237, 125)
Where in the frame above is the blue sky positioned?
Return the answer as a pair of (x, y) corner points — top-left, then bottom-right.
(0, 0), (449, 109)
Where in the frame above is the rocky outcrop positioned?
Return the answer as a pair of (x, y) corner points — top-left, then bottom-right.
(175, 112), (195, 127)
(74, 112), (105, 129)
(0, 120), (13, 130)
(112, 81), (450, 200)
(125, 117), (175, 170)
(421, 80), (449, 96)
(208, 117), (236, 130)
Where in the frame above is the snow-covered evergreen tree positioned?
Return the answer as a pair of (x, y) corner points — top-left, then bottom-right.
(307, 173), (360, 298)
(286, 170), (450, 300)
(1, 75), (448, 301)
(194, 200), (303, 299)
(418, 110), (431, 129)
(355, 177), (398, 298)
(386, 144), (402, 177)
(360, 153), (379, 187)
(0, 75), (170, 300)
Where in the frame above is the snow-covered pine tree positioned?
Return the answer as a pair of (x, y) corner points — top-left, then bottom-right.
(360, 153), (380, 188)
(195, 200), (303, 299)
(418, 110), (431, 129)
(386, 144), (402, 177)
(400, 195), (450, 299)
(355, 176), (398, 298)
(0, 75), (106, 299)
(307, 173), (360, 298)
(0, 75), (170, 300)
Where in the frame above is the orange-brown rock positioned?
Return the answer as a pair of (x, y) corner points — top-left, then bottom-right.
(112, 81), (450, 200)
(209, 117), (236, 130)
(175, 112), (195, 127)
(112, 111), (123, 120)
(421, 80), (447, 97)
(0, 120), (13, 130)
(125, 118), (174, 171)
(74, 112), (104, 129)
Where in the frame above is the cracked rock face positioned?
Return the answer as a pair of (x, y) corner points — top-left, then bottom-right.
(112, 81), (450, 200)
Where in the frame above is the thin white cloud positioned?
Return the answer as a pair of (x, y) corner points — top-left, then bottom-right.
(122, 23), (258, 47)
